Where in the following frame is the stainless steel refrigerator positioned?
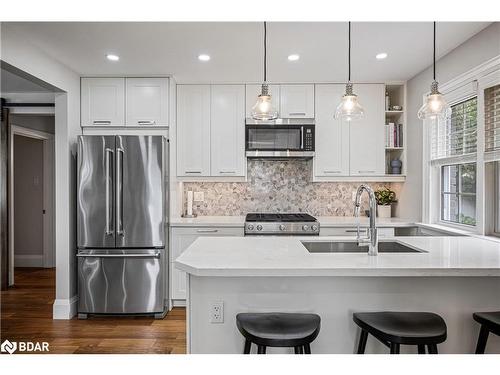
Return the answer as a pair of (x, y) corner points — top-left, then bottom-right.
(76, 135), (168, 318)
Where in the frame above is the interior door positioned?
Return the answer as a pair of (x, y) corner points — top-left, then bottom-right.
(116, 136), (165, 248)
(77, 136), (115, 248)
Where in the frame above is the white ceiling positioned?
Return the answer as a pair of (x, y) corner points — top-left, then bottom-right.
(4, 22), (492, 83)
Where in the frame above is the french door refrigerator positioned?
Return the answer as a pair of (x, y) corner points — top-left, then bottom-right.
(77, 135), (168, 318)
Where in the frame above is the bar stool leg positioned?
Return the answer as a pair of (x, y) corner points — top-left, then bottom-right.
(475, 326), (489, 354)
(418, 345), (426, 354)
(427, 344), (438, 354)
(243, 339), (251, 354)
(294, 346), (301, 354)
(357, 330), (368, 354)
(257, 345), (267, 354)
(304, 344), (311, 354)
(390, 343), (400, 354)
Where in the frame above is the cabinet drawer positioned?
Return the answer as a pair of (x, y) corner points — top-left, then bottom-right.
(320, 227), (394, 237)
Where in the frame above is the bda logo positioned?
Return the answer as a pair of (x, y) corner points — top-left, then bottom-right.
(1, 340), (17, 354)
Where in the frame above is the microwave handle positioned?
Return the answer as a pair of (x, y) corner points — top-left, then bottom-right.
(300, 126), (304, 149)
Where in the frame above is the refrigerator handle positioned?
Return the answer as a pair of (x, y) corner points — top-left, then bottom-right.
(105, 148), (114, 236)
(116, 147), (124, 237)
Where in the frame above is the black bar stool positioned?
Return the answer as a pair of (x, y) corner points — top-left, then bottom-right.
(473, 311), (500, 354)
(236, 312), (321, 354)
(353, 311), (447, 354)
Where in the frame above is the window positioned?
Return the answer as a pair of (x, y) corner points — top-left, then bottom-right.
(430, 96), (478, 227)
(432, 97), (477, 159)
(441, 163), (476, 225)
(485, 84), (500, 152)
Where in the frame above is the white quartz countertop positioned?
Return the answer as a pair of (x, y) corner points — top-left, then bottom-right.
(170, 216), (416, 228)
(175, 236), (500, 277)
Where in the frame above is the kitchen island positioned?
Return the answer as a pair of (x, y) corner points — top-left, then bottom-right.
(175, 236), (500, 354)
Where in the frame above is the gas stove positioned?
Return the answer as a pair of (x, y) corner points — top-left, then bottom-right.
(244, 213), (320, 235)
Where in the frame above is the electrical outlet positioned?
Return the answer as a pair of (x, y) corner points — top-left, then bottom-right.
(194, 191), (204, 202)
(210, 301), (224, 323)
(352, 192), (357, 202)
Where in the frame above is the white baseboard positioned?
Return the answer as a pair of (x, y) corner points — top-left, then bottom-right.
(52, 295), (78, 320)
(14, 254), (43, 267)
(172, 299), (186, 307)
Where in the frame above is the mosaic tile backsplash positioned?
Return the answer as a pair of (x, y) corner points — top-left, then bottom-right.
(183, 160), (402, 216)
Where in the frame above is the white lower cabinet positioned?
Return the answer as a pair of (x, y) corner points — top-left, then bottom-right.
(170, 226), (244, 301)
(319, 227), (395, 237)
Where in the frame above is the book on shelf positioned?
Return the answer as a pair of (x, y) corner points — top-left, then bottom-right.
(385, 123), (403, 148)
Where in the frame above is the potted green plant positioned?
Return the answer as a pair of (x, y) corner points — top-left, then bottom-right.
(374, 187), (397, 218)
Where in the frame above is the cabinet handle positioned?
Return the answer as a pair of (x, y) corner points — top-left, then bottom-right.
(219, 171), (236, 174)
(185, 171), (202, 174)
(358, 170), (376, 174)
(138, 120), (156, 125)
(196, 229), (219, 233)
(93, 120), (111, 125)
(289, 112), (306, 116)
(323, 170), (341, 174)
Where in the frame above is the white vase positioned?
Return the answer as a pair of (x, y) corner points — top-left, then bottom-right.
(377, 205), (391, 218)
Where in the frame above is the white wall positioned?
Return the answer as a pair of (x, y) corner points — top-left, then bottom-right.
(1, 22), (82, 318)
(399, 22), (500, 220)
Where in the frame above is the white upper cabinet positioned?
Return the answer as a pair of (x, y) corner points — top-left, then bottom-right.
(245, 84), (281, 118)
(125, 78), (169, 126)
(176, 85), (211, 177)
(210, 85), (246, 176)
(280, 84), (315, 118)
(314, 84), (350, 177)
(81, 78), (125, 126)
(349, 84), (385, 176)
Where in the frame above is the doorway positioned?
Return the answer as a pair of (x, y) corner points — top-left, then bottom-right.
(8, 123), (55, 285)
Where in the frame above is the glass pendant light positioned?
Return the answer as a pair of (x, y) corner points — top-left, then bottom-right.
(417, 22), (451, 120)
(335, 22), (364, 121)
(251, 21), (278, 120)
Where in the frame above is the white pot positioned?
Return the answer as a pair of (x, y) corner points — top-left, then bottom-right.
(377, 205), (391, 218)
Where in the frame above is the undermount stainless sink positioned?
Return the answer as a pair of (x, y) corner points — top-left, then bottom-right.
(301, 241), (426, 254)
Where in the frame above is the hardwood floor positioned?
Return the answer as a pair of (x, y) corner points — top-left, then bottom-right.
(0, 268), (186, 354)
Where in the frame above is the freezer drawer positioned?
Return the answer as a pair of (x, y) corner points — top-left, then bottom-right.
(77, 249), (165, 314)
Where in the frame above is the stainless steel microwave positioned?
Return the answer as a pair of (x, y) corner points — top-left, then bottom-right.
(245, 118), (315, 158)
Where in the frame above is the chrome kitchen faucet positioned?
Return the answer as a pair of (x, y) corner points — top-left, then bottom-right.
(354, 184), (378, 256)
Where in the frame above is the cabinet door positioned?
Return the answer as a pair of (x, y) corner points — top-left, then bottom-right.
(81, 78), (125, 126)
(349, 84), (385, 176)
(211, 85), (245, 176)
(176, 85), (211, 177)
(170, 227), (244, 300)
(314, 84), (350, 177)
(126, 78), (169, 126)
(245, 84), (281, 118)
(280, 84), (315, 118)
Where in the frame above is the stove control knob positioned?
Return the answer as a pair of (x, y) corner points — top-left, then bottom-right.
(247, 224), (254, 231)
(311, 225), (318, 232)
(302, 225), (309, 231)
(279, 224), (286, 231)
(256, 225), (263, 231)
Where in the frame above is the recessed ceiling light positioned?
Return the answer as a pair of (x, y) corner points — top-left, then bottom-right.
(106, 54), (120, 61)
(376, 52), (388, 60)
(198, 54), (211, 62)
(288, 54), (300, 61)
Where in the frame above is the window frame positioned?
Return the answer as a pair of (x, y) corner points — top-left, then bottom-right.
(422, 56), (500, 236)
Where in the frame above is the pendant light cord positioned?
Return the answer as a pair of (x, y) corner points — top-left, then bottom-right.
(433, 21), (436, 81)
(348, 21), (351, 82)
(264, 21), (267, 83)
